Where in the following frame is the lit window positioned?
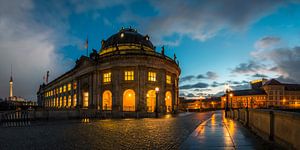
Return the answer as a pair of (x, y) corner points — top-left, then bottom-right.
(73, 82), (77, 90)
(63, 85), (66, 92)
(68, 95), (71, 107)
(125, 71), (134, 81)
(83, 92), (89, 107)
(59, 97), (62, 107)
(166, 75), (171, 84)
(63, 96), (66, 107)
(148, 72), (156, 81)
(68, 83), (71, 91)
(73, 94), (77, 107)
(59, 87), (62, 93)
(120, 33), (124, 38)
(103, 72), (111, 83)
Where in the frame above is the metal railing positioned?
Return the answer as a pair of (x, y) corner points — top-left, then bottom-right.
(0, 110), (31, 127)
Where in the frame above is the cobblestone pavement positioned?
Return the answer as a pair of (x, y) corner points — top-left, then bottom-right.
(180, 111), (280, 150)
(0, 112), (213, 150)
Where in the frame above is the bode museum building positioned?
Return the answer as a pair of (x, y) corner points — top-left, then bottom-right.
(37, 28), (181, 114)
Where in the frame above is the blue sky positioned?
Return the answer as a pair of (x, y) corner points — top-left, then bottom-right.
(1, 0), (300, 100)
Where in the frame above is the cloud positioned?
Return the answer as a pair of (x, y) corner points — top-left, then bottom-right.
(197, 71), (218, 80)
(120, 0), (288, 45)
(179, 82), (209, 89)
(231, 60), (270, 74)
(262, 47), (300, 82)
(186, 93), (196, 97)
(0, 0), (67, 100)
(180, 75), (195, 83)
(231, 84), (251, 90)
(254, 36), (281, 50)
(252, 73), (268, 78)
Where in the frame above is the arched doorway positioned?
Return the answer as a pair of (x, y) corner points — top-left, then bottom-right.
(147, 90), (156, 112)
(102, 90), (112, 110)
(165, 91), (172, 112)
(123, 89), (135, 111)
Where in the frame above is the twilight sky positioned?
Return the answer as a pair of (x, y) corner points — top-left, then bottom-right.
(1, 0), (300, 100)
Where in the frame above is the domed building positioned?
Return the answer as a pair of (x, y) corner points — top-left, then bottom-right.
(37, 28), (181, 115)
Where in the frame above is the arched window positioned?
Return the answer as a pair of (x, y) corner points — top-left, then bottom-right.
(102, 90), (112, 110)
(147, 90), (156, 112)
(165, 91), (172, 112)
(123, 89), (135, 111)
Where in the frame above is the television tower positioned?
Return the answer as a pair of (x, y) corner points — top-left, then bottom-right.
(9, 64), (13, 98)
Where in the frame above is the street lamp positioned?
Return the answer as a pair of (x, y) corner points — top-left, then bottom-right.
(155, 87), (159, 118)
(229, 93), (233, 110)
(225, 83), (231, 117)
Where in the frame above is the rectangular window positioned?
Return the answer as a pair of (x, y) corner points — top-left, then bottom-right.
(73, 82), (77, 90)
(125, 71), (134, 81)
(59, 87), (62, 93)
(148, 72), (156, 81)
(73, 94), (77, 107)
(83, 92), (89, 107)
(68, 95), (71, 107)
(68, 83), (71, 91)
(103, 72), (111, 83)
(63, 85), (66, 92)
(166, 75), (171, 84)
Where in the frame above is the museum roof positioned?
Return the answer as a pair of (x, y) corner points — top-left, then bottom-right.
(101, 27), (154, 50)
(231, 89), (267, 96)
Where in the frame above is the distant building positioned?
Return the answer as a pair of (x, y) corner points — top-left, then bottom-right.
(37, 28), (181, 113)
(222, 79), (300, 109)
(179, 97), (222, 111)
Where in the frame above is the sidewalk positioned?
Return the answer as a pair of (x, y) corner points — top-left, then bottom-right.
(180, 111), (278, 150)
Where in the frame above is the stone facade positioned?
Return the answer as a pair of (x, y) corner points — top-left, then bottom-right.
(221, 79), (300, 109)
(37, 28), (181, 114)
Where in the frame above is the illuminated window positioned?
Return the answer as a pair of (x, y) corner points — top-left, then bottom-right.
(83, 92), (89, 108)
(63, 85), (66, 92)
(59, 87), (62, 93)
(102, 90), (112, 110)
(146, 90), (156, 112)
(166, 75), (171, 84)
(123, 89), (135, 111)
(148, 72), (156, 81)
(59, 97), (62, 107)
(73, 94), (77, 107)
(165, 91), (172, 112)
(68, 83), (71, 91)
(103, 72), (111, 83)
(55, 97), (58, 107)
(63, 96), (67, 107)
(73, 82), (77, 90)
(125, 71), (134, 81)
(67, 95), (71, 107)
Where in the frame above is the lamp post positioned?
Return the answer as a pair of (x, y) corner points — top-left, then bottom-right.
(225, 84), (230, 117)
(229, 93), (233, 110)
(155, 87), (159, 118)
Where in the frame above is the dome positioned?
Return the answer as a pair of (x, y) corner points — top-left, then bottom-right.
(100, 28), (154, 55)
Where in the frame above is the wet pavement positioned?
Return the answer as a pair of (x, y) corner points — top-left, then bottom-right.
(0, 112), (213, 150)
(180, 111), (280, 150)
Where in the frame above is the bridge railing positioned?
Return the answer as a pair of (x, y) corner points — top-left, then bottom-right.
(0, 110), (32, 127)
